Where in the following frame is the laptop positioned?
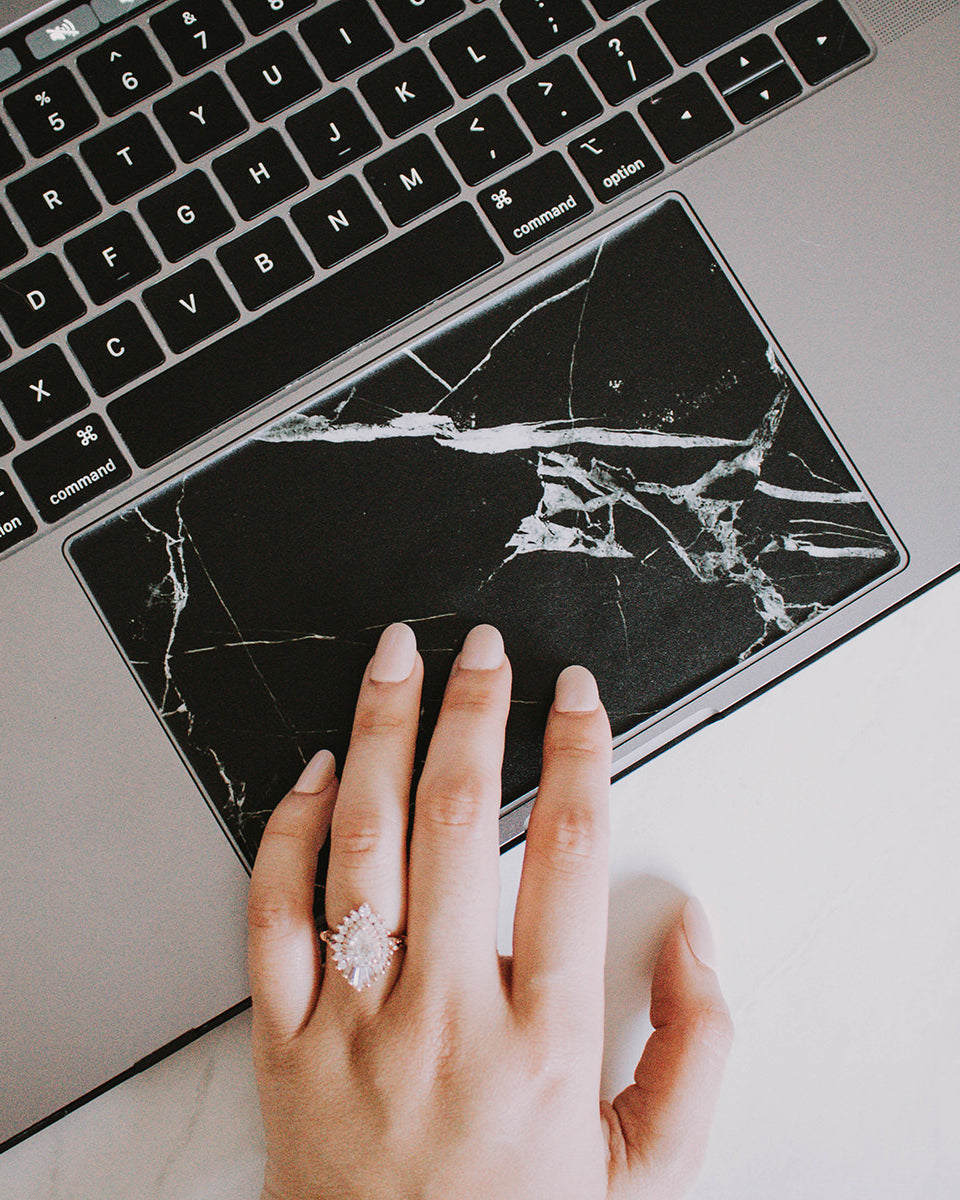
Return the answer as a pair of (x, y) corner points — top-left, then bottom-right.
(1, 0), (957, 1152)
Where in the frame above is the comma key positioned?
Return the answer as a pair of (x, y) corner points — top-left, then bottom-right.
(13, 415), (131, 524)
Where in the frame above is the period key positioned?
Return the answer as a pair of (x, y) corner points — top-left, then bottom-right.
(14, 415), (131, 524)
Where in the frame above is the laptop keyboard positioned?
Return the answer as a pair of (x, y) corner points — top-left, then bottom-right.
(0, 0), (870, 558)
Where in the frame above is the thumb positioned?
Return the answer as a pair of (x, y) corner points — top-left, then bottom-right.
(605, 898), (734, 1199)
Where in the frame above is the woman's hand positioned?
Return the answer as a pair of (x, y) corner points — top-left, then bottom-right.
(248, 623), (732, 1200)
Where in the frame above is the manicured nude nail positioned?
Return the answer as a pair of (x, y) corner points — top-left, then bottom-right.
(459, 624), (505, 670)
(681, 897), (718, 970)
(369, 622), (417, 682)
(295, 749), (336, 794)
(554, 664), (599, 713)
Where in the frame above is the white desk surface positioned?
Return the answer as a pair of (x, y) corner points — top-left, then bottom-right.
(3, 571), (959, 1198)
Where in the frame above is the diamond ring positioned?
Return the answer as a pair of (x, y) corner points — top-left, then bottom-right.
(320, 903), (405, 991)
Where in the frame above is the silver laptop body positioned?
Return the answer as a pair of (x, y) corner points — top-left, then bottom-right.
(1, 0), (957, 1150)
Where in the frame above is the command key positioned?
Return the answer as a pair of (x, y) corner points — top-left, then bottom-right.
(0, 470), (38, 554)
(14, 415), (131, 524)
(478, 152), (592, 253)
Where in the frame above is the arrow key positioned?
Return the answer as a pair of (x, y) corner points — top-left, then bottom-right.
(708, 35), (782, 95)
(723, 62), (800, 123)
(777, 0), (869, 86)
(638, 73), (733, 163)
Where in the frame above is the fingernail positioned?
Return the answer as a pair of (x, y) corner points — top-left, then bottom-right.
(369, 622), (417, 683)
(459, 624), (504, 671)
(554, 664), (599, 713)
(295, 749), (336, 794)
(681, 897), (718, 970)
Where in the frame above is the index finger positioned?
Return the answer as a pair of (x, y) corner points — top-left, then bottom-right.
(511, 666), (611, 1032)
(247, 750), (337, 1045)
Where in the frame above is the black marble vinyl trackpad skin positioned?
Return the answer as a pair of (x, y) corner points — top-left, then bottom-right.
(69, 197), (902, 866)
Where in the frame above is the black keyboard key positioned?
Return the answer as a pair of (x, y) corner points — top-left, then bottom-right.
(4, 67), (97, 158)
(226, 32), (322, 122)
(587, 0), (638, 19)
(358, 49), (453, 138)
(68, 302), (165, 396)
(0, 206), (26, 271)
(286, 90), (381, 179)
(708, 34), (782, 93)
(78, 26), (171, 117)
(0, 345), (90, 440)
(723, 61), (801, 122)
(151, 0), (243, 75)
(231, 0), (316, 36)
(568, 110), (662, 200)
(300, 0), (393, 81)
(0, 121), (24, 180)
(7, 156), (101, 246)
(0, 255), (86, 348)
(80, 113), (176, 205)
(0, 471), (37, 552)
(139, 171), (235, 262)
(143, 258), (240, 351)
(508, 55), (602, 145)
(430, 10), (525, 98)
(478, 151), (592, 252)
(108, 203), (501, 467)
(217, 216), (314, 308)
(647, 0), (798, 67)
(212, 129), (308, 220)
(363, 133), (459, 224)
(777, 0), (869, 85)
(373, 0), (464, 42)
(292, 174), (387, 266)
(154, 74), (249, 162)
(65, 211), (161, 305)
(638, 74), (734, 162)
(500, 0), (594, 59)
(0, 420), (12, 456)
(14, 415), (131, 523)
(437, 94), (531, 185)
(578, 17), (672, 105)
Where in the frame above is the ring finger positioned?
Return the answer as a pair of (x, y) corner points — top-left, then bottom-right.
(322, 623), (422, 1000)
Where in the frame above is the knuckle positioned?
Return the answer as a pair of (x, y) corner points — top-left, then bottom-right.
(443, 674), (504, 716)
(683, 1002), (736, 1061)
(332, 804), (396, 858)
(247, 887), (300, 935)
(532, 798), (604, 872)
(420, 771), (491, 829)
(351, 703), (410, 743)
(548, 725), (611, 762)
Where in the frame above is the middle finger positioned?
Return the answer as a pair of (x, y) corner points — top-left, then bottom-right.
(405, 624), (511, 993)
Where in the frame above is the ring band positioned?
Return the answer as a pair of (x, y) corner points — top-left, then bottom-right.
(320, 903), (405, 991)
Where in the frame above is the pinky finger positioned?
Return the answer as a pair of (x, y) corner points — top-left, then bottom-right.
(247, 750), (338, 1046)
